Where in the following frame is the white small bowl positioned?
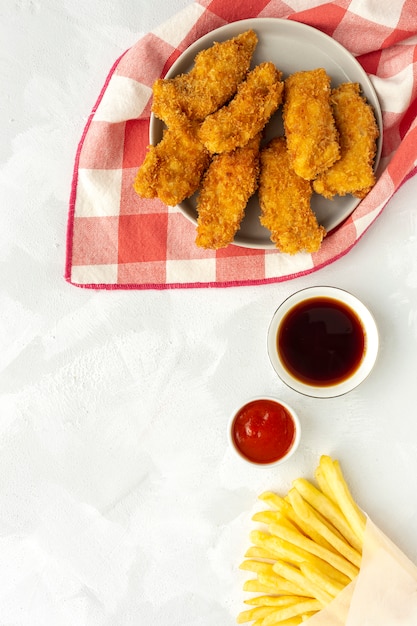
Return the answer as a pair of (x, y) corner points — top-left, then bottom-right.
(267, 286), (379, 398)
(227, 396), (301, 467)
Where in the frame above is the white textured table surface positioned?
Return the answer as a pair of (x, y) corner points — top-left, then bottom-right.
(2, 1), (417, 625)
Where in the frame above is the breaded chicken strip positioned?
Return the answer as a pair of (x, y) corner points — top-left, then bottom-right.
(133, 122), (210, 206)
(151, 30), (258, 126)
(195, 135), (261, 249)
(283, 68), (340, 180)
(313, 82), (379, 199)
(259, 136), (326, 254)
(198, 62), (284, 154)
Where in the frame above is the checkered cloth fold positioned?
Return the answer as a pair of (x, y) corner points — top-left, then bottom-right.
(65, 0), (417, 290)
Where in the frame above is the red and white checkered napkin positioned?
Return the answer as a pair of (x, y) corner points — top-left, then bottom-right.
(65, 0), (417, 290)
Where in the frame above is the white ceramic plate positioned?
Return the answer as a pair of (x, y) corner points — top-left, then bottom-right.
(150, 18), (383, 250)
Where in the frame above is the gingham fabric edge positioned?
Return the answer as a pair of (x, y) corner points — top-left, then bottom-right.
(65, 49), (132, 286)
(65, 168), (417, 290)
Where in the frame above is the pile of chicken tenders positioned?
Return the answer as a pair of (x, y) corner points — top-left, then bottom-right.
(134, 30), (379, 254)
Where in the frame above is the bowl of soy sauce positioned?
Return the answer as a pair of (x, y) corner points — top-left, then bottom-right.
(267, 286), (379, 398)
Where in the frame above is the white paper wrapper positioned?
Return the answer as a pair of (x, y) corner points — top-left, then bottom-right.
(306, 517), (417, 625)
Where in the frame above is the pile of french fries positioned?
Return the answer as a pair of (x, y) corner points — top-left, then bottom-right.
(238, 455), (366, 626)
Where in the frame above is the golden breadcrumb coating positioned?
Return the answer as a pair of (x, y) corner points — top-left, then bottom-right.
(283, 68), (340, 180)
(133, 122), (210, 206)
(151, 30), (258, 126)
(195, 135), (261, 249)
(259, 136), (326, 254)
(313, 82), (379, 199)
(198, 62), (284, 154)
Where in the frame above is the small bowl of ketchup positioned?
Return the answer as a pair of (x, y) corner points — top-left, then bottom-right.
(267, 286), (379, 398)
(228, 397), (301, 467)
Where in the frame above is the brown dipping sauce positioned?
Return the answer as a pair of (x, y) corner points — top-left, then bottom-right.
(277, 297), (366, 387)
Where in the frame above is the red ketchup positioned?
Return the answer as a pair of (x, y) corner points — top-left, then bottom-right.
(232, 399), (296, 464)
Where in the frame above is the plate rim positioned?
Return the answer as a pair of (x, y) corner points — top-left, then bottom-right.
(149, 17), (383, 251)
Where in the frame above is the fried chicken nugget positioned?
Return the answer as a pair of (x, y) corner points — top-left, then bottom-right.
(259, 136), (326, 254)
(195, 135), (261, 249)
(151, 30), (258, 126)
(133, 122), (210, 206)
(313, 82), (379, 199)
(283, 68), (340, 180)
(198, 62), (284, 154)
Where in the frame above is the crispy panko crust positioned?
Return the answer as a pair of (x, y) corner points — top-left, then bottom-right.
(198, 62), (284, 154)
(283, 68), (340, 180)
(195, 135), (261, 249)
(259, 136), (326, 254)
(313, 82), (379, 199)
(133, 122), (210, 206)
(151, 30), (258, 126)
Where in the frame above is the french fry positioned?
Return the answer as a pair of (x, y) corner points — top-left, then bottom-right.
(252, 509), (293, 527)
(250, 530), (308, 565)
(262, 494), (336, 553)
(282, 495), (337, 552)
(244, 595), (309, 607)
(245, 545), (278, 561)
(243, 578), (277, 594)
(266, 619), (305, 626)
(269, 522), (359, 580)
(259, 494), (303, 531)
(242, 562), (313, 599)
(304, 495), (352, 543)
(237, 604), (279, 624)
(262, 598), (323, 626)
(260, 493), (305, 528)
(249, 528), (348, 587)
(287, 488), (362, 567)
(301, 554), (351, 587)
(238, 456), (366, 625)
(239, 560), (276, 576)
(257, 572), (312, 597)
(315, 464), (336, 502)
(259, 491), (287, 510)
(272, 560), (333, 605)
(253, 528), (351, 587)
(319, 456), (366, 544)
(259, 491), (347, 555)
(299, 560), (345, 597)
(292, 477), (362, 552)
